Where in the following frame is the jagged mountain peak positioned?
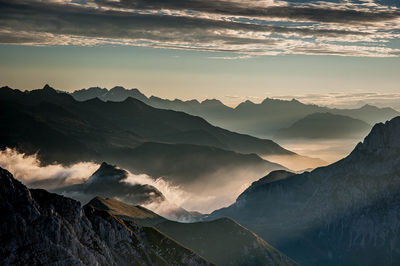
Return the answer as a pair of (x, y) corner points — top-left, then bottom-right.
(353, 116), (400, 154)
(201, 98), (224, 105)
(209, 115), (400, 265)
(42, 84), (55, 91)
(86, 162), (128, 184)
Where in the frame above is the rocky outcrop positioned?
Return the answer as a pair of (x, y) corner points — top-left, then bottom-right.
(209, 116), (400, 265)
(0, 167), (211, 265)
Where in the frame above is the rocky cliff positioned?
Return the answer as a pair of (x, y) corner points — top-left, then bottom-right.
(0, 167), (211, 265)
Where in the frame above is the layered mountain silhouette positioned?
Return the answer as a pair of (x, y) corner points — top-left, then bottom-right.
(0, 167), (297, 266)
(53, 162), (201, 221)
(70, 86), (399, 137)
(88, 197), (298, 266)
(208, 116), (400, 265)
(0, 167), (211, 265)
(0, 85), (291, 157)
(0, 85), (302, 189)
(275, 112), (372, 139)
(72, 86), (148, 102)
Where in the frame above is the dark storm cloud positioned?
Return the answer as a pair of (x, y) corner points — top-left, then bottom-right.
(0, 0), (399, 56)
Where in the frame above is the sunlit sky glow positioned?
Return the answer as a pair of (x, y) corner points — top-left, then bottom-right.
(0, 0), (399, 108)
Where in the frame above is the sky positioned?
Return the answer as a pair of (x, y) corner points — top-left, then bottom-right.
(0, 0), (399, 107)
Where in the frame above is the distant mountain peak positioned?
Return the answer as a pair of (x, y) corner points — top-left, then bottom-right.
(86, 162), (128, 184)
(110, 85), (126, 91)
(360, 103), (378, 110)
(42, 84), (56, 92)
(201, 99), (223, 105)
(0, 85), (12, 90)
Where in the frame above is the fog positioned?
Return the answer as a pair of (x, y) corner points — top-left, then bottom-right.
(0, 148), (269, 215)
(275, 138), (362, 164)
(0, 148), (99, 189)
(263, 154), (328, 172)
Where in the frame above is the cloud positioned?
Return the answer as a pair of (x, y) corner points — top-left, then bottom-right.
(273, 91), (400, 110)
(0, 148), (187, 219)
(0, 148), (250, 217)
(94, 0), (400, 24)
(0, 0), (399, 56)
(0, 148), (99, 189)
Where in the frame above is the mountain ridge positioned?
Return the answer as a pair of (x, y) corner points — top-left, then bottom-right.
(207, 115), (400, 265)
(88, 196), (298, 266)
(1, 85), (302, 193)
(0, 166), (212, 265)
(68, 85), (399, 137)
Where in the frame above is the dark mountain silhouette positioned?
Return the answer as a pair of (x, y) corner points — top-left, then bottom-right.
(89, 196), (298, 266)
(53, 162), (165, 205)
(70, 86), (399, 137)
(73, 86), (148, 102)
(275, 112), (372, 139)
(0, 167), (211, 265)
(53, 162), (202, 222)
(1, 85), (291, 156)
(208, 116), (400, 265)
(0, 85), (295, 187)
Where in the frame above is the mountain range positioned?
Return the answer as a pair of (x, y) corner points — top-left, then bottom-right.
(0, 166), (297, 266)
(1, 85), (310, 198)
(207, 115), (400, 265)
(70, 86), (399, 137)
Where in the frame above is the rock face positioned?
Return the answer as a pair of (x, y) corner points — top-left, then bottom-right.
(0, 167), (211, 265)
(209, 116), (400, 265)
(87, 197), (298, 266)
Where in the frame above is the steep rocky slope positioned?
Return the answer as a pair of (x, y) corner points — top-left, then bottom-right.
(88, 197), (298, 266)
(209, 116), (400, 265)
(0, 167), (211, 265)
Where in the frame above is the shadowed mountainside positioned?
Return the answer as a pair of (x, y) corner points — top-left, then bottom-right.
(0, 167), (212, 265)
(87, 196), (298, 266)
(208, 116), (400, 265)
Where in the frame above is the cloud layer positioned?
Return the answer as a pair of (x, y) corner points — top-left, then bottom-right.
(0, 0), (399, 56)
(0, 148), (247, 215)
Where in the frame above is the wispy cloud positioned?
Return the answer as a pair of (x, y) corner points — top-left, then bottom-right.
(273, 91), (400, 110)
(0, 0), (399, 56)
